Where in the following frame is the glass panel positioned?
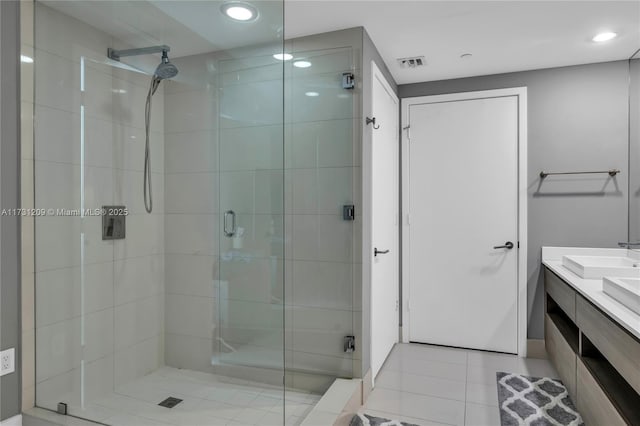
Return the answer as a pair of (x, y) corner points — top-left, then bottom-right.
(629, 50), (640, 241)
(34, 0), (285, 423)
(214, 49), (286, 385)
(284, 45), (356, 395)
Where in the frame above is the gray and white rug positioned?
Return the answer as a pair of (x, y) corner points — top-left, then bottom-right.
(497, 372), (584, 426)
(350, 413), (420, 426)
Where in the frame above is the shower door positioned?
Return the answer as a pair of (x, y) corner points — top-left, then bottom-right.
(214, 52), (286, 387)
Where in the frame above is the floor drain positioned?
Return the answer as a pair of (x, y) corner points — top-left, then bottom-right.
(158, 397), (183, 408)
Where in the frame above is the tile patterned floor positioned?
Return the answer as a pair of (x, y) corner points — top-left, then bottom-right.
(69, 367), (321, 426)
(360, 343), (559, 426)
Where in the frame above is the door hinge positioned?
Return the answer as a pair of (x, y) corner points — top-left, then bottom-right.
(342, 72), (355, 90)
(344, 335), (355, 353)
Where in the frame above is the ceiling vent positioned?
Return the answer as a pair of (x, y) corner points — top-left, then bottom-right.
(397, 56), (425, 69)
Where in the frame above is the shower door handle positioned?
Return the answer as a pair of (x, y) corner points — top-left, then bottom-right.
(224, 210), (236, 237)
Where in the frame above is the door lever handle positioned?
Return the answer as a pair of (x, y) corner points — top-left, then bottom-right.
(374, 248), (390, 257)
(493, 241), (514, 250)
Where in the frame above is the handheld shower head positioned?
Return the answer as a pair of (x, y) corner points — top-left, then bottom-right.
(154, 50), (178, 80)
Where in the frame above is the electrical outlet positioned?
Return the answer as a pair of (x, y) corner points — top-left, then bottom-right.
(0, 348), (15, 376)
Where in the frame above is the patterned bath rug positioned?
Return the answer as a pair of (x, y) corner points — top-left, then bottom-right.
(497, 372), (585, 426)
(350, 413), (421, 426)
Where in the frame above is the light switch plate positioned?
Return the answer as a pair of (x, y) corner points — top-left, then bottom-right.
(0, 348), (15, 376)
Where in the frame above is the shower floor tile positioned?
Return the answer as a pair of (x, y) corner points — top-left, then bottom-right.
(84, 367), (320, 426)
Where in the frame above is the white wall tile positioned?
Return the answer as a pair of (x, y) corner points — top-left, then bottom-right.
(113, 213), (164, 259)
(219, 214), (284, 257)
(165, 214), (217, 255)
(219, 125), (284, 171)
(165, 172), (217, 214)
(35, 367), (76, 411)
(291, 307), (353, 357)
(290, 167), (353, 215)
(291, 214), (354, 262)
(165, 333), (214, 373)
(113, 170), (164, 215)
(289, 72), (358, 124)
(84, 355), (116, 402)
(34, 217), (80, 271)
(219, 257), (283, 304)
(114, 296), (163, 350)
(114, 255), (164, 306)
(84, 308), (115, 362)
(219, 170), (284, 215)
(287, 119), (355, 169)
(165, 254), (216, 298)
(165, 88), (217, 133)
(115, 336), (163, 387)
(291, 261), (352, 310)
(165, 130), (217, 173)
(219, 80), (283, 130)
(36, 261), (113, 327)
(34, 3), (112, 64)
(36, 318), (80, 382)
(33, 49), (77, 112)
(112, 75), (164, 132)
(112, 125), (163, 172)
(165, 294), (214, 339)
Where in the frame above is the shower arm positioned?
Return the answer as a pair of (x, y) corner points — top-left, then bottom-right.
(107, 45), (170, 62)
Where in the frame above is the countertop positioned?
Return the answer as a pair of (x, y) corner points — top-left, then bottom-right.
(542, 246), (640, 341)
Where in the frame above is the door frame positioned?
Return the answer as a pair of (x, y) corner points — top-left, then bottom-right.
(369, 60), (400, 382)
(400, 88), (528, 357)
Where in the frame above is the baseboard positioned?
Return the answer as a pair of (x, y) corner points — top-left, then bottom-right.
(0, 415), (22, 426)
(527, 339), (547, 359)
(361, 368), (372, 403)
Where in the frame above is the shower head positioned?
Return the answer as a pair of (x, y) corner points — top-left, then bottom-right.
(154, 50), (178, 80)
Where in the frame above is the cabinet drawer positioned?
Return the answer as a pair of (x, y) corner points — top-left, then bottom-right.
(545, 314), (577, 398)
(576, 295), (640, 395)
(576, 358), (626, 426)
(545, 268), (576, 321)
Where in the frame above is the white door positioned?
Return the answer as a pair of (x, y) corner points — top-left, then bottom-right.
(406, 95), (519, 354)
(371, 63), (400, 379)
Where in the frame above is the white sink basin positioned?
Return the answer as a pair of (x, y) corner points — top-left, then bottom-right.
(603, 277), (640, 315)
(562, 255), (640, 279)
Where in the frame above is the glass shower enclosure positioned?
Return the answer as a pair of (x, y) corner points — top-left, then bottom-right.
(29, 1), (359, 424)
(31, 0), (289, 423)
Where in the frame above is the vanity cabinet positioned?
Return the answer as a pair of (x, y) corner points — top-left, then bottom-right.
(544, 267), (640, 425)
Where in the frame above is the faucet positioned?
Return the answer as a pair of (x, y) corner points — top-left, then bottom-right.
(618, 242), (640, 248)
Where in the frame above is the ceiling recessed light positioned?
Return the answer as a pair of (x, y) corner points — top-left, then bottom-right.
(293, 60), (312, 68)
(221, 2), (258, 22)
(305, 91), (319, 97)
(20, 55), (33, 63)
(592, 32), (617, 43)
(273, 53), (293, 61)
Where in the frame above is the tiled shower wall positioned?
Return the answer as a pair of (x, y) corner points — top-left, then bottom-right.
(31, 3), (165, 411)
